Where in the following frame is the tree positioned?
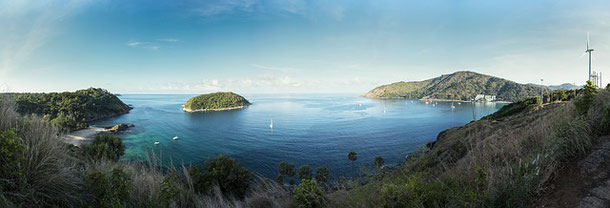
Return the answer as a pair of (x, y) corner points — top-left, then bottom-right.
(374, 156), (385, 169)
(292, 179), (326, 208)
(348, 151), (358, 163)
(299, 165), (312, 181)
(189, 154), (251, 198)
(314, 167), (329, 184)
(574, 80), (598, 115)
(81, 134), (125, 161)
(278, 161), (296, 185)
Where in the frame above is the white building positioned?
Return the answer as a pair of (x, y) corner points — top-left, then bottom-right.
(474, 94), (496, 102)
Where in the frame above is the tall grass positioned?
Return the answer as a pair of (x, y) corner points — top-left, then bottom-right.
(0, 98), (84, 207)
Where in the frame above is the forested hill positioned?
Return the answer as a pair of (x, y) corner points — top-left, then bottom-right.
(362, 71), (551, 102)
(184, 92), (250, 112)
(0, 88), (131, 131)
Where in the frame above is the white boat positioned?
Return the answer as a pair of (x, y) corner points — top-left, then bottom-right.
(270, 120), (273, 129)
(451, 103), (456, 109)
(154, 141), (160, 145)
(173, 136), (179, 140)
(425, 101), (429, 104)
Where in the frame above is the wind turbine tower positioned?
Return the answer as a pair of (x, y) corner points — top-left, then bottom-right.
(586, 33), (595, 82)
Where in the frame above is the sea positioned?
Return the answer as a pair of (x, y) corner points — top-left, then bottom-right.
(93, 94), (505, 179)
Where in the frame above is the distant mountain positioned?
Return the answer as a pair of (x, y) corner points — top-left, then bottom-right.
(548, 83), (582, 90)
(363, 71), (551, 102)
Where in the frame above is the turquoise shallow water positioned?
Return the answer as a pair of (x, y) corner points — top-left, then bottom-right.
(93, 94), (505, 179)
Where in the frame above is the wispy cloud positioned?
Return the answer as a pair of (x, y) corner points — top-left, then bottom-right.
(0, 0), (91, 75)
(126, 38), (179, 50)
(250, 64), (302, 73)
(155, 38), (179, 42)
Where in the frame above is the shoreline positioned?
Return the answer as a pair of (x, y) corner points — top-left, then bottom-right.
(182, 105), (246, 113)
(63, 126), (109, 146)
(361, 95), (512, 104)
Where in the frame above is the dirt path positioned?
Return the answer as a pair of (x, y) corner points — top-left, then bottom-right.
(537, 136), (610, 207)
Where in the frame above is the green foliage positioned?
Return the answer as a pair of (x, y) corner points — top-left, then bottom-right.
(81, 134), (125, 161)
(314, 167), (329, 184)
(160, 169), (187, 207)
(574, 80), (598, 115)
(0, 88), (131, 131)
(374, 156), (385, 168)
(600, 105), (610, 135)
(347, 151), (357, 162)
(184, 92), (250, 111)
(484, 97), (541, 120)
(292, 179), (326, 208)
(85, 167), (132, 208)
(278, 161), (296, 185)
(189, 154), (251, 198)
(0, 129), (26, 189)
(365, 71), (551, 102)
(298, 165), (312, 181)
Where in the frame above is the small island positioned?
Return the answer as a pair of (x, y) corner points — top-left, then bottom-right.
(183, 92), (251, 113)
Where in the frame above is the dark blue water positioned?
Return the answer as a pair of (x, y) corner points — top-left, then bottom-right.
(94, 94), (505, 179)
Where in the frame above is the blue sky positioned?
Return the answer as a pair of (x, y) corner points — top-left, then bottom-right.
(1, 0), (610, 93)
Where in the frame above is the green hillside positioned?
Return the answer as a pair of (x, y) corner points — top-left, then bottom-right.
(184, 92), (250, 112)
(363, 71), (551, 102)
(0, 88), (131, 131)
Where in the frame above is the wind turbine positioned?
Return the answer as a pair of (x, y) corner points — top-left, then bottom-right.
(586, 33), (594, 82)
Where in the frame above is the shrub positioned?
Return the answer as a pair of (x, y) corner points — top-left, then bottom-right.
(160, 168), (187, 207)
(292, 179), (326, 208)
(85, 167), (132, 208)
(278, 161), (296, 185)
(315, 167), (329, 184)
(190, 154), (251, 198)
(574, 80), (598, 115)
(0, 129), (26, 185)
(299, 165), (313, 181)
(81, 134), (125, 161)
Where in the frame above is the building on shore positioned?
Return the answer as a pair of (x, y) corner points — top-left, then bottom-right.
(474, 94), (496, 102)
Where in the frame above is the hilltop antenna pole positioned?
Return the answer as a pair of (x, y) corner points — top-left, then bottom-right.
(586, 33), (595, 82)
(540, 79), (544, 101)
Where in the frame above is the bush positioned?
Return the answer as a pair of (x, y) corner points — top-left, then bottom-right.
(85, 167), (132, 208)
(81, 134), (125, 161)
(574, 80), (598, 115)
(293, 179), (326, 208)
(374, 156), (385, 168)
(0, 129), (26, 190)
(190, 154), (251, 198)
(160, 169), (188, 207)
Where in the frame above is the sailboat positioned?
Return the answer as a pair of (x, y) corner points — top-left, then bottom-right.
(270, 119), (274, 129)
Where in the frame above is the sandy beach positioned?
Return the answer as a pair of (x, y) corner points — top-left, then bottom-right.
(63, 126), (109, 146)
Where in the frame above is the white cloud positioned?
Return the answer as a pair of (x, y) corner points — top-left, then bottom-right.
(250, 63), (301, 73)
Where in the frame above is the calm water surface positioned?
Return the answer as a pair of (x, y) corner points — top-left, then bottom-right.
(94, 94), (505, 179)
